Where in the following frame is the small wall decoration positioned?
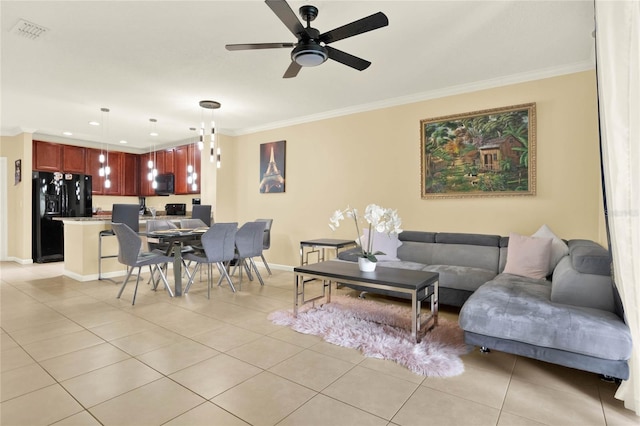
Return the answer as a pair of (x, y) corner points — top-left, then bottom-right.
(15, 159), (22, 185)
(421, 103), (536, 198)
(259, 140), (286, 193)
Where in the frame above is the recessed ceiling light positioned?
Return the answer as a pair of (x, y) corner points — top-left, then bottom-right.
(62, 131), (73, 136)
(149, 132), (158, 136)
(119, 140), (127, 144)
(88, 121), (100, 126)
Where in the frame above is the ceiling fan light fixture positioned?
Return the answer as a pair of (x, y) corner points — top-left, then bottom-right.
(292, 43), (327, 67)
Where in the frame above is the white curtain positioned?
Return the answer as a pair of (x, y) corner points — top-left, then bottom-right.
(595, 0), (640, 416)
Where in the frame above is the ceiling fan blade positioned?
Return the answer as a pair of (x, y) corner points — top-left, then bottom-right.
(319, 12), (389, 45)
(226, 42), (294, 51)
(326, 46), (371, 71)
(283, 61), (302, 78)
(265, 0), (307, 39)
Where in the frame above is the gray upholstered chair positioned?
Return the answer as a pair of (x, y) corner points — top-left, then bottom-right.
(99, 203), (140, 281)
(112, 222), (174, 305)
(255, 218), (273, 275)
(232, 221), (267, 286)
(183, 222), (238, 298)
(191, 205), (212, 227)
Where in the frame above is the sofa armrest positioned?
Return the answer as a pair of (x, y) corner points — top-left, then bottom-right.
(551, 256), (615, 313)
(568, 239), (611, 276)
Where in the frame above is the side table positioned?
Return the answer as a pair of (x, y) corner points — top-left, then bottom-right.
(299, 238), (357, 265)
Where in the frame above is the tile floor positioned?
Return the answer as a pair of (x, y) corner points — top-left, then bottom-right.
(1, 261), (637, 425)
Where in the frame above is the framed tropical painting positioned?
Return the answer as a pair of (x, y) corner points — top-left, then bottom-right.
(420, 103), (536, 198)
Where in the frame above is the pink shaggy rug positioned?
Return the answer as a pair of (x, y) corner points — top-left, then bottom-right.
(268, 295), (471, 377)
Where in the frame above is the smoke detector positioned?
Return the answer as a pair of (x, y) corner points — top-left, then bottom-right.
(11, 19), (49, 40)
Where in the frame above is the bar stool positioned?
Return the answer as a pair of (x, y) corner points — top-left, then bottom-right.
(98, 204), (140, 281)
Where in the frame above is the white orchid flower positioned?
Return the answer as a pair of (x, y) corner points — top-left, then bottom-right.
(329, 203), (403, 262)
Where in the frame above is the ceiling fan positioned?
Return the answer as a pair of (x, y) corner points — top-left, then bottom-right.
(225, 0), (389, 78)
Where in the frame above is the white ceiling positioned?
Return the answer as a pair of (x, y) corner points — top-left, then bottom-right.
(1, 0), (596, 153)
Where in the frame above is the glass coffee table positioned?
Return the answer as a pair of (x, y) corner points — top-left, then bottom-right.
(293, 260), (439, 343)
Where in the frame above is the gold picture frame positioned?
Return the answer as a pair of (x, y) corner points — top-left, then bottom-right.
(421, 103), (536, 199)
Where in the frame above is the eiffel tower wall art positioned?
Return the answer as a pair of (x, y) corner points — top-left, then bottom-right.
(259, 140), (286, 193)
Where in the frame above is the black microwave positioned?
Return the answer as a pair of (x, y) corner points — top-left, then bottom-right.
(155, 173), (175, 195)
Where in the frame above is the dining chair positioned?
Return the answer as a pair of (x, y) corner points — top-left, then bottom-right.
(183, 222), (238, 298)
(99, 203), (140, 281)
(112, 222), (174, 305)
(232, 221), (267, 287)
(255, 218), (273, 275)
(191, 205), (213, 226)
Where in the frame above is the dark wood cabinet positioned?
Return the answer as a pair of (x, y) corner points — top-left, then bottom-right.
(121, 153), (139, 196)
(62, 145), (86, 174)
(139, 152), (156, 196)
(164, 148), (175, 174)
(103, 151), (122, 195)
(33, 140), (63, 172)
(34, 141), (195, 197)
(85, 148), (122, 195)
(173, 144), (201, 194)
(174, 145), (189, 195)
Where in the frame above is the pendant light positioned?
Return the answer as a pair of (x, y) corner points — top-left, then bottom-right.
(103, 108), (111, 189)
(97, 107), (111, 189)
(187, 127), (198, 191)
(199, 100), (221, 167)
(147, 118), (158, 189)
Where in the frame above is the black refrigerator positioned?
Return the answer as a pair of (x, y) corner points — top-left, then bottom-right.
(32, 171), (92, 263)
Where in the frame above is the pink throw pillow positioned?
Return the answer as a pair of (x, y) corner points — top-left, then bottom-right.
(503, 232), (552, 279)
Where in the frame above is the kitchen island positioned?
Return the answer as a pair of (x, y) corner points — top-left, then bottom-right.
(59, 216), (189, 281)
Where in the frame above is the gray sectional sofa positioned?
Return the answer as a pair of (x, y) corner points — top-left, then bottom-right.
(337, 230), (632, 379)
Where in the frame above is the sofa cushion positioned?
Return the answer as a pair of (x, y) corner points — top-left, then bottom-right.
(459, 275), (633, 361)
(551, 256), (615, 312)
(377, 260), (430, 271)
(503, 233), (552, 279)
(430, 243), (500, 273)
(422, 264), (497, 292)
(399, 231), (436, 243)
(435, 232), (501, 247)
(532, 224), (569, 271)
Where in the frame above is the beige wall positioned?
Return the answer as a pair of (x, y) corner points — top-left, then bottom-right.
(1, 70), (605, 267)
(0, 134), (33, 262)
(224, 71), (604, 268)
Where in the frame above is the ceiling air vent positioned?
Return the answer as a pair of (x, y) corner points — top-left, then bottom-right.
(11, 19), (49, 40)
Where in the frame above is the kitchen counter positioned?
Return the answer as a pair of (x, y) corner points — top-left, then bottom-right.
(56, 215), (189, 222)
(59, 215), (194, 281)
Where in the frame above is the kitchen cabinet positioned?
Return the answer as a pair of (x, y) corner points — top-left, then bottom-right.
(174, 145), (189, 194)
(139, 152), (156, 196)
(85, 148), (122, 195)
(33, 140), (63, 172)
(62, 145), (86, 174)
(121, 153), (139, 196)
(163, 148), (175, 174)
(173, 144), (201, 194)
(103, 151), (122, 195)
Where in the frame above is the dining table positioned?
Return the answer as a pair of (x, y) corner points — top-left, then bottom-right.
(145, 227), (207, 296)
